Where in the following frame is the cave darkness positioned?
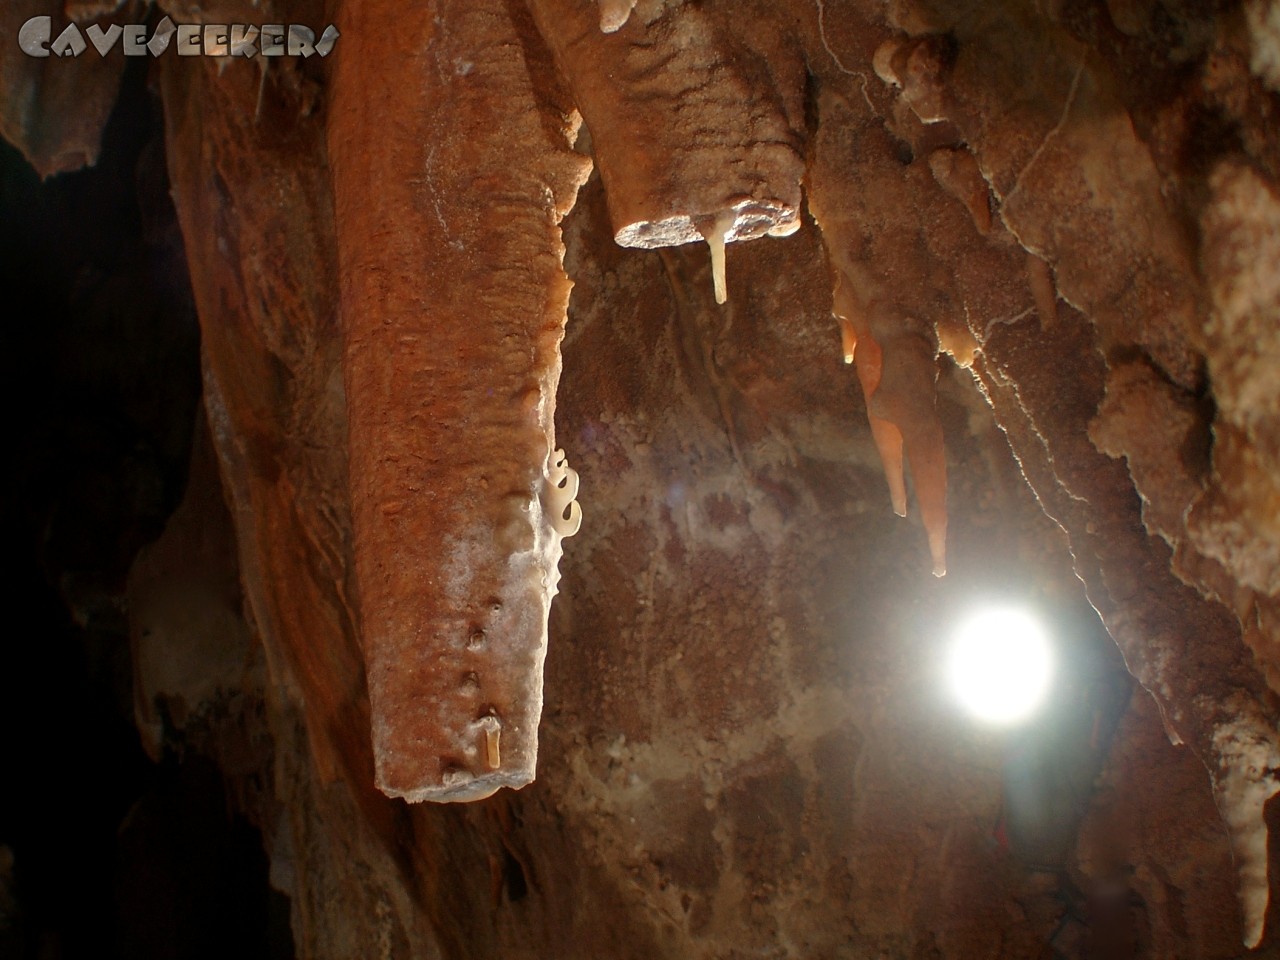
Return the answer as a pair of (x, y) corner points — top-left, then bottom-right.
(0, 58), (292, 960)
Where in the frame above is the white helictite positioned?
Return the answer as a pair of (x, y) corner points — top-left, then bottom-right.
(946, 607), (1054, 724)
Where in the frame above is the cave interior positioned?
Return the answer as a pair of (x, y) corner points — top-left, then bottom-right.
(2, 0), (1280, 958)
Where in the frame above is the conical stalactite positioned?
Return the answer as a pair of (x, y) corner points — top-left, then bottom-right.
(808, 89), (950, 577)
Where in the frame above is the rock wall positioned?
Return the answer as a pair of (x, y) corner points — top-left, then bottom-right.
(3, 0), (1280, 957)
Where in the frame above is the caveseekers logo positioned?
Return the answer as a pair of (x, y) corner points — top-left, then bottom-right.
(18, 16), (339, 58)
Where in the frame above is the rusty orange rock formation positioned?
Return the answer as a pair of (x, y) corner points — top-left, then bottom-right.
(8, 0), (1280, 954)
(809, 90), (949, 577)
(327, 0), (590, 801)
(526, 0), (806, 280)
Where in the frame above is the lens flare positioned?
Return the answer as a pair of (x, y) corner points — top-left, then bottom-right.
(946, 607), (1054, 724)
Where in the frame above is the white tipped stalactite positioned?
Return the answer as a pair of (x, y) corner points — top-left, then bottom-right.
(596, 0), (637, 33)
(326, 0), (591, 803)
(525, 0), (805, 256)
(1213, 717), (1280, 948)
(697, 210), (735, 305)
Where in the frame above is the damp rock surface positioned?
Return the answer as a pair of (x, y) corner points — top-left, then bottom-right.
(2, 0), (1279, 957)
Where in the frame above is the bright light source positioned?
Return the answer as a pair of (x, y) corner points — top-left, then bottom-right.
(946, 607), (1054, 725)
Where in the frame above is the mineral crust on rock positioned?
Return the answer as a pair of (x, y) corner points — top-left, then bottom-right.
(526, 0), (805, 255)
(5, 0), (1280, 956)
(327, 0), (591, 801)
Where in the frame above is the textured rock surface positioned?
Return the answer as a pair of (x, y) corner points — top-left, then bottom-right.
(527, 0), (806, 249)
(328, 0), (589, 802)
(2, 0), (1280, 957)
(0, 1), (132, 177)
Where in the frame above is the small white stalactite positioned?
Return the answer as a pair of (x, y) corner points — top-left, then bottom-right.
(697, 211), (736, 305)
(545, 448), (582, 538)
(1213, 718), (1280, 948)
(475, 716), (502, 771)
(838, 317), (857, 365)
(598, 0), (638, 33)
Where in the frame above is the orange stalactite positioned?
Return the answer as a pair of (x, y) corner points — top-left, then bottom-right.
(830, 268), (947, 574)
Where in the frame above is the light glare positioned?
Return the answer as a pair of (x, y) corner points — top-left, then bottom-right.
(947, 608), (1054, 724)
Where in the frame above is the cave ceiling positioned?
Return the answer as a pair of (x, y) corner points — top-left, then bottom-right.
(2, 0), (1280, 957)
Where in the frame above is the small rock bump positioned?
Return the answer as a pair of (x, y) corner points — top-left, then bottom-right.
(440, 763), (473, 788)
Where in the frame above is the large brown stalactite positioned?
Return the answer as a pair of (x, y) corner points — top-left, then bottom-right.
(3, 0), (1280, 958)
(327, 0), (590, 803)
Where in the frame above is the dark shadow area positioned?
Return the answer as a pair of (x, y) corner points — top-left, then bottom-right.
(0, 56), (292, 960)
